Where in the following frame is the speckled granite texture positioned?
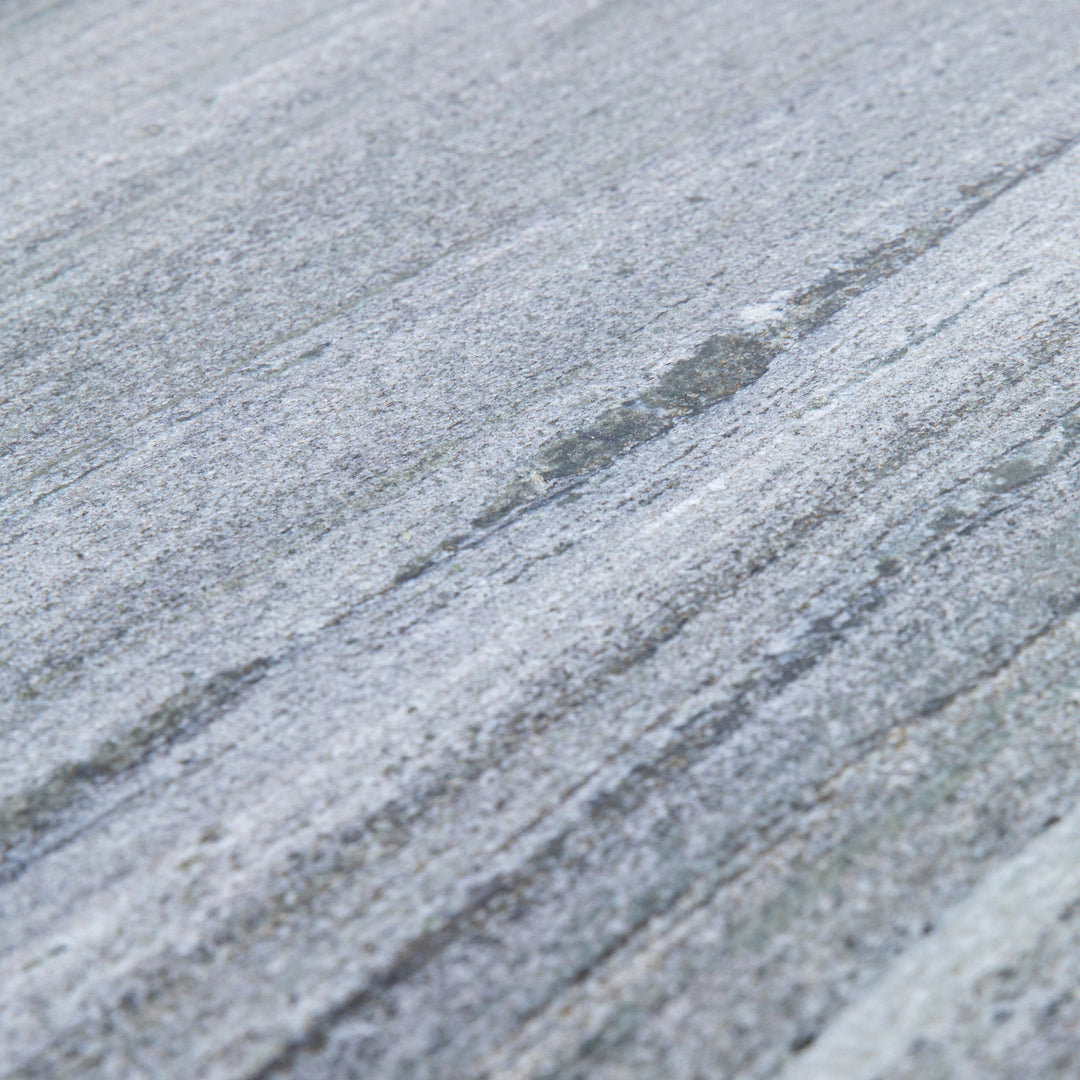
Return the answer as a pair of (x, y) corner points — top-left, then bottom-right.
(6, 1), (1080, 1077)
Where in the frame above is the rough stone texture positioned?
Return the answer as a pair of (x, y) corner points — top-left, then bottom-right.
(6, 1), (1080, 1077)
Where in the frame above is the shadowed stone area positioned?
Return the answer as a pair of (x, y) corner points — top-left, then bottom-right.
(7, 1), (1080, 1078)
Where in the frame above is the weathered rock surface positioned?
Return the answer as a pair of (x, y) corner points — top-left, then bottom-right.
(6, 1), (1080, 1076)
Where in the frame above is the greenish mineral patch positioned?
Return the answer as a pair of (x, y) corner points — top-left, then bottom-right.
(987, 455), (1045, 493)
(534, 405), (669, 480)
(645, 331), (780, 413)
(471, 330), (779, 530)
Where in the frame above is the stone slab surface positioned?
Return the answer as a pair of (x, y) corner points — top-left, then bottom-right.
(6, 1), (1080, 1077)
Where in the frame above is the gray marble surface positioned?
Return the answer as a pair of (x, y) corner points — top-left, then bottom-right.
(6, 0), (1080, 1076)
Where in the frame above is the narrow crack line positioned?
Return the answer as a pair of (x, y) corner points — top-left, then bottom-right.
(239, 820), (710, 1080)
(818, 594), (1080, 816)
(860, 393), (1080, 563)
(106, 387), (1080, 915)
(28, 452), (122, 509)
(916, 595), (1080, 720)
(993, 396), (1080, 464)
(477, 821), (810, 1080)
(0, 473), (595, 885)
